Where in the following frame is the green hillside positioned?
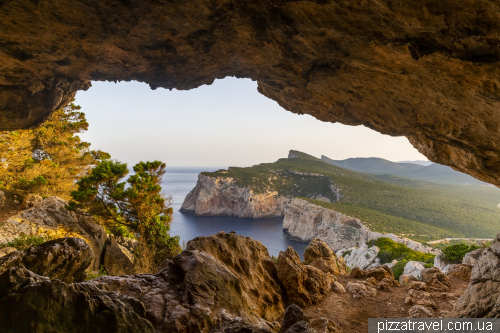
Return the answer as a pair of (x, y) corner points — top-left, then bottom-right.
(203, 150), (500, 242)
(321, 155), (486, 185)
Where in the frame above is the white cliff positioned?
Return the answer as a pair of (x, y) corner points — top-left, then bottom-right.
(283, 198), (440, 254)
(180, 174), (292, 218)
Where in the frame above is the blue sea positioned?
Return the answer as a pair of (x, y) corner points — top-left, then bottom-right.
(162, 167), (308, 259)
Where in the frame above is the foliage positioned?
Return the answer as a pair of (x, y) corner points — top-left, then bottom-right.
(86, 265), (108, 281)
(0, 102), (108, 200)
(204, 150), (500, 242)
(69, 160), (181, 273)
(0, 234), (53, 251)
(442, 244), (480, 263)
(366, 237), (435, 265)
(391, 259), (409, 280)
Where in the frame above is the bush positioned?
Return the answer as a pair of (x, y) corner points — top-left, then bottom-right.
(391, 259), (409, 280)
(86, 265), (108, 281)
(367, 237), (435, 265)
(0, 234), (53, 251)
(442, 244), (480, 263)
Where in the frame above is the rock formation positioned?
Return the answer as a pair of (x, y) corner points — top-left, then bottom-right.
(0, 267), (155, 333)
(403, 261), (427, 279)
(103, 235), (136, 276)
(303, 238), (347, 275)
(180, 174), (291, 218)
(0, 237), (93, 284)
(0, 196), (107, 270)
(277, 247), (335, 308)
(1, 0), (500, 186)
(284, 199), (439, 254)
(421, 267), (451, 292)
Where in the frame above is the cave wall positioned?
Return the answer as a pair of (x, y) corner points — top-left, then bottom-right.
(1, 0), (500, 185)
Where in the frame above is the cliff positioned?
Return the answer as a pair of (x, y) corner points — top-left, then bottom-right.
(283, 198), (439, 254)
(180, 174), (292, 218)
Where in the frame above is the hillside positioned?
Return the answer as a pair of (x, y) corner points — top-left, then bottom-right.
(203, 150), (500, 243)
(321, 155), (487, 185)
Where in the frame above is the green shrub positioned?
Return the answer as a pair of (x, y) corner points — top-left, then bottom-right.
(391, 259), (409, 280)
(86, 265), (107, 280)
(368, 237), (435, 264)
(442, 244), (480, 263)
(0, 234), (53, 251)
(342, 250), (352, 257)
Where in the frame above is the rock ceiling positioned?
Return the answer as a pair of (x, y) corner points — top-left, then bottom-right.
(1, 0), (499, 186)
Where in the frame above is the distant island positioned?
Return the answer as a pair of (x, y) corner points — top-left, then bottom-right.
(181, 150), (500, 243)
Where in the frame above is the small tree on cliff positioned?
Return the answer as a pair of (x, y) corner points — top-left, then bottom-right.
(0, 102), (108, 200)
(69, 160), (181, 273)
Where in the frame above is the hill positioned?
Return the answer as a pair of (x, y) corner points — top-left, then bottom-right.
(203, 150), (500, 243)
(321, 155), (486, 185)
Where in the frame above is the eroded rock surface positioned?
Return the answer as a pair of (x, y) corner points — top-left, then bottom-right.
(304, 238), (346, 275)
(104, 235), (135, 276)
(0, 237), (93, 283)
(0, 196), (107, 270)
(2, 0), (500, 185)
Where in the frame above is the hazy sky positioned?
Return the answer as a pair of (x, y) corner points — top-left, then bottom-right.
(75, 77), (427, 168)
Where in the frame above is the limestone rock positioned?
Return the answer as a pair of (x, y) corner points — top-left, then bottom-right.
(212, 321), (274, 333)
(277, 247), (334, 308)
(346, 282), (377, 299)
(0, 267), (155, 333)
(399, 275), (417, 285)
(21, 194), (42, 209)
(103, 235), (135, 276)
(364, 265), (394, 281)
(408, 305), (436, 318)
(406, 281), (428, 291)
(405, 289), (437, 310)
(433, 252), (453, 274)
(421, 267), (451, 292)
(304, 238), (346, 275)
(343, 245), (379, 270)
(386, 260), (398, 269)
(446, 264), (472, 281)
(349, 267), (365, 278)
(403, 261), (426, 279)
(462, 248), (485, 267)
(0, 197), (107, 270)
(285, 199), (438, 254)
(450, 233), (500, 317)
(180, 174), (291, 218)
(332, 281), (346, 294)
(311, 318), (343, 333)
(279, 305), (310, 333)
(0, 247), (17, 257)
(0, 237), (93, 283)
(186, 232), (284, 322)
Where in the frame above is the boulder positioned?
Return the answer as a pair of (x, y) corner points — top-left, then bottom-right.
(450, 233), (500, 317)
(332, 281), (346, 294)
(365, 277), (377, 285)
(277, 247), (334, 308)
(279, 305), (310, 333)
(433, 252), (452, 273)
(304, 238), (347, 275)
(22, 194), (42, 209)
(186, 232), (284, 322)
(343, 245), (379, 270)
(0, 237), (93, 283)
(399, 275), (417, 285)
(0, 247), (17, 257)
(462, 248), (485, 267)
(421, 267), (451, 292)
(446, 264), (472, 281)
(403, 261), (426, 279)
(408, 305), (436, 318)
(311, 318), (343, 333)
(0, 197), (107, 270)
(0, 267), (155, 333)
(103, 235), (135, 276)
(284, 322), (316, 333)
(349, 267), (365, 278)
(346, 282), (377, 299)
(386, 260), (398, 269)
(406, 281), (428, 291)
(212, 320), (274, 333)
(405, 289), (437, 310)
(364, 265), (394, 281)
(375, 277), (399, 291)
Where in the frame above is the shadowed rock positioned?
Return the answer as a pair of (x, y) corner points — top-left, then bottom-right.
(0, 237), (93, 283)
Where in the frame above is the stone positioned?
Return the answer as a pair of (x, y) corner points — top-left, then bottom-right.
(433, 252), (453, 274)
(103, 235), (135, 276)
(21, 194), (42, 209)
(279, 305), (310, 333)
(332, 281), (346, 294)
(277, 247), (334, 308)
(386, 259), (398, 269)
(462, 248), (485, 267)
(284, 322), (316, 333)
(346, 282), (377, 299)
(0, 197), (107, 270)
(403, 261), (426, 279)
(304, 238), (347, 275)
(212, 321), (274, 333)
(421, 267), (451, 292)
(408, 305), (436, 318)
(0, 268), (155, 333)
(0, 247), (17, 257)
(364, 265), (394, 281)
(406, 281), (428, 291)
(349, 267), (365, 278)
(375, 277), (398, 291)
(365, 277), (377, 285)
(0, 190), (5, 206)
(406, 289), (437, 310)
(399, 275), (417, 285)
(343, 245), (380, 270)
(450, 233), (500, 317)
(446, 264), (472, 281)
(311, 318), (343, 333)
(0, 237), (93, 283)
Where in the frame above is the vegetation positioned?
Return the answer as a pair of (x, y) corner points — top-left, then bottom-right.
(366, 237), (435, 265)
(0, 234), (54, 251)
(0, 102), (108, 200)
(86, 265), (108, 281)
(69, 160), (181, 273)
(204, 150), (500, 242)
(442, 244), (480, 263)
(392, 260), (410, 280)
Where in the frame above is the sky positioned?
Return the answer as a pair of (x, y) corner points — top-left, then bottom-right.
(74, 77), (427, 168)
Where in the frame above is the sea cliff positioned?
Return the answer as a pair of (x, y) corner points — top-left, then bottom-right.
(283, 198), (439, 254)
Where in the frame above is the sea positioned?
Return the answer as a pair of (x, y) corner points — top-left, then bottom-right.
(162, 167), (308, 259)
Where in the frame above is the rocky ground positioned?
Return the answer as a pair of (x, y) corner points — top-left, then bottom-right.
(0, 190), (24, 223)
